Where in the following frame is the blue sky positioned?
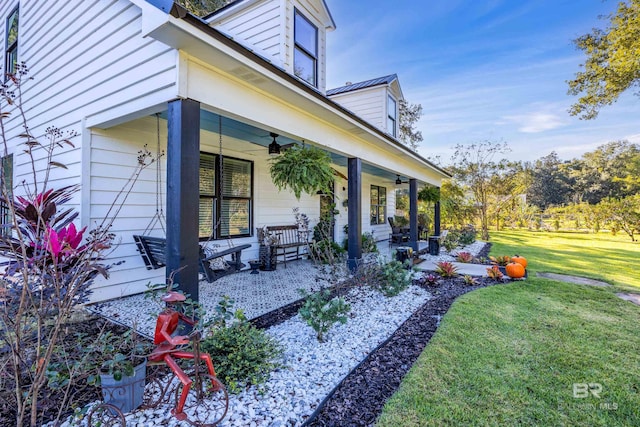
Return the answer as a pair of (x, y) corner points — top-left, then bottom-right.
(325, 0), (640, 162)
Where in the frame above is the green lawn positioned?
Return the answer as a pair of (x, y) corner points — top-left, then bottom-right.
(377, 230), (640, 426)
(490, 230), (640, 292)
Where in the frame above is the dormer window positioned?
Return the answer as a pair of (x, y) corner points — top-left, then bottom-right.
(5, 7), (18, 78)
(294, 9), (317, 87)
(387, 95), (397, 137)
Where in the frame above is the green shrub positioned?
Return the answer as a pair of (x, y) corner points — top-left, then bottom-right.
(342, 231), (379, 254)
(442, 231), (460, 251)
(201, 300), (283, 393)
(298, 289), (350, 342)
(458, 225), (477, 245)
(310, 239), (346, 263)
(362, 232), (378, 253)
(374, 260), (412, 297)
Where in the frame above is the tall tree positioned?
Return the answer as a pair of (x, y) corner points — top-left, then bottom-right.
(450, 140), (510, 240)
(398, 99), (423, 151)
(526, 152), (573, 209)
(567, 0), (640, 119)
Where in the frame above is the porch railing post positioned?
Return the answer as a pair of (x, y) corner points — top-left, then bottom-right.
(166, 98), (201, 301)
(347, 157), (362, 271)
(409, 178), (418, 251)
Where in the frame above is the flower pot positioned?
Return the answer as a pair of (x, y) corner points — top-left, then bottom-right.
(100, 360), (146, 414)
(259, 245), (277, 271)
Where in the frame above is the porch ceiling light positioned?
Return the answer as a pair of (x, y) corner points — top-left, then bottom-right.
(268, 132), (281, 155)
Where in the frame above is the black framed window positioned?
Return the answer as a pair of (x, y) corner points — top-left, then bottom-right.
(387, 95), (397, 137)
(370, 185), (386, 225)
(294, 9), (318, 87)
(5, 7), (18, 78)
(199, 153), (253, 239)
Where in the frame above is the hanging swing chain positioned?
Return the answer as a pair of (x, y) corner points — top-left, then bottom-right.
(142, 114), (166, 235)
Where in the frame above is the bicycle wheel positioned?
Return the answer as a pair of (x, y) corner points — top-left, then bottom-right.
(87, 403), (126, 427)
(174, 373), (229, 426)
(143, 364), (175, 409)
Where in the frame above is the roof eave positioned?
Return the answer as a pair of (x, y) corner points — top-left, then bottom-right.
(140, 2), (450, 180)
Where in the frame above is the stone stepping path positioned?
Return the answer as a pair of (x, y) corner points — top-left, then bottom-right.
(616, 293), (640, 306)
(537, 272), (640, 306)
(536, 272), (611, 287)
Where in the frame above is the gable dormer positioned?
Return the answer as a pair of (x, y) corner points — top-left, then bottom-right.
(207, 0), (335, 92)
(327, 74), (404, 138)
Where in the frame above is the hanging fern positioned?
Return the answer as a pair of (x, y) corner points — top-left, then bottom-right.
(270, 145), (334, 200)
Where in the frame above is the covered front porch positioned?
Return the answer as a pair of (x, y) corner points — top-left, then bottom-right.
(159, 99), (443, 302)
(90, 236), (431, 338)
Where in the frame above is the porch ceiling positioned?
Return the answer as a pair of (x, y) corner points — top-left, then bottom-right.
(159, 109), (428, 185)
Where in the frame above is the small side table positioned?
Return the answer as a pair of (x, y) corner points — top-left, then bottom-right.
(248, 260), (261, 274)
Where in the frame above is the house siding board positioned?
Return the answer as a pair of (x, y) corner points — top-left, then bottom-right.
(88, 116), (321, 301)
(332, 168), (395, 245)
(1, 0), (177, 224)
(329, 86), (386, 131)
(212, 0), (283, 65)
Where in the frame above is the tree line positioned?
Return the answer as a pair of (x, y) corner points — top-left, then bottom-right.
(431, 140), (640, 241)
(429, 1), (640, 241)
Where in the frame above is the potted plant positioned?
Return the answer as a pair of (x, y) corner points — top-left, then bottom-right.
(269, 144), (333, 199)
(95, 328), (151, 414)
(258, 225), (279, 271)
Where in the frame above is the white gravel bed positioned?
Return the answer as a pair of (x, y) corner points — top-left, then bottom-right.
(419, 240), (487, 263)
(61, 284), (430, 427)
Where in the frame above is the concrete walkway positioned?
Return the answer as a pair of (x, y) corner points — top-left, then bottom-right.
(417, 260), (489, 276)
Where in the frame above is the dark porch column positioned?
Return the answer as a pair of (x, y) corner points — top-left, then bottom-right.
(434, 200), (441, 236)
(409, 178), (418, 251)
(347, 158), (362, 270)
(166, 98), (200, 301)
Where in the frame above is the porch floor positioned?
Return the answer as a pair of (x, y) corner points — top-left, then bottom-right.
(89, 240), (433, 338)
(88, 259), (329, 338)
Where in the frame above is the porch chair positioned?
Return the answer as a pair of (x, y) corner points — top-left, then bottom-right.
(387, 217), (409, 246)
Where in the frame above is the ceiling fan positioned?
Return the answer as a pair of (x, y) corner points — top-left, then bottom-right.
(243, 132), (297, 154)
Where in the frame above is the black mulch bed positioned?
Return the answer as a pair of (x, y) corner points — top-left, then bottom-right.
(303, 276), (501, 427)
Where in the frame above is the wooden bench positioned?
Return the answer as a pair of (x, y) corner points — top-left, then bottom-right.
(257, 225), (310, 267)
(133, 235), (251, 283)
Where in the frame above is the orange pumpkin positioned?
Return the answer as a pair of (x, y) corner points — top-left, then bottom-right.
(511, 255), (528, 268)
(505, 262), (526, 279)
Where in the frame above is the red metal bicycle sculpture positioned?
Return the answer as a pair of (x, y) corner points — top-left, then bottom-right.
(89, 291), (229, 427)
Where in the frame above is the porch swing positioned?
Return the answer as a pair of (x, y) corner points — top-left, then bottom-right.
(133, 114), (251, 283)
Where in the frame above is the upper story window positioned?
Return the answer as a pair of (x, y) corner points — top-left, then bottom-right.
(5, 7), (18, 78)
(387, 95), (397, 137)
(294, 9), (318, 87)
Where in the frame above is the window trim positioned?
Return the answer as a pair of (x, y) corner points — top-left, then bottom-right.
(387, 95), (397, 137)
(370, 184), (387, 225)
(5, 6), (18, 80)
(293, 8), (318, 87)
(199, 152), (254, 240)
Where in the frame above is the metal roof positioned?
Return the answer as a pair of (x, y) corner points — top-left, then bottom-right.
(327, 74), (398, 96)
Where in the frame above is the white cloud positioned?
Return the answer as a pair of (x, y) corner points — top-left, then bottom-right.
(502, 112), (567, 133)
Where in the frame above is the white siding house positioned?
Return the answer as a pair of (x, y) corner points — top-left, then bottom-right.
(1, 0), (449, 302)
(328, 74), (404, 138)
